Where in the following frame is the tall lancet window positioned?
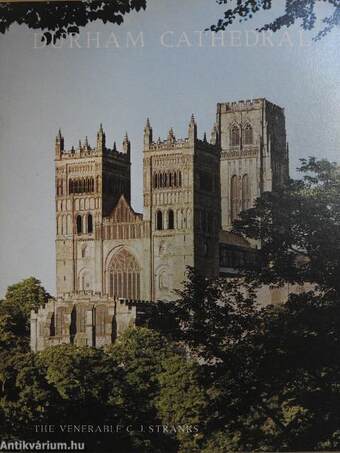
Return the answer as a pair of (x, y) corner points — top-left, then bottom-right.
(230, 175), (239, 222)
(242, 174), (250, 211)
(243, 124), (253, 145)
(156, 210), (163, 230)
(108, 249), (141, 300)
(231, 125), (240, 147)
(87, 214), (93, 234)
(76, 215), (82, 234)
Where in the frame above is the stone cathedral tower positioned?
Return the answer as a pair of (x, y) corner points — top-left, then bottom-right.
(217, 99), (289, 230)
(143, 115), (220, 301)
(55, 126), (131, 296)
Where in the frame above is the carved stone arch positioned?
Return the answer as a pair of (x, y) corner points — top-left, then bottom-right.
(105, 247), (141, 300)
(243, 122), (253, 145)
(230, 122), (241, 147)
(78, 267), (91, 291)
(156, 265), (173, 296)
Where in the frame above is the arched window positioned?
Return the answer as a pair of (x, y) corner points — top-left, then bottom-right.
(69, 180), (73, 194)
(174, 172), (177, 187)
(178, 172), (182, 187)
(230, 175), (239, 222)
(164, 173), (168, 187)
(169, 173), (173, 187)
(160, 173), (163, 188)
(154, 173), (158, 188)
(231, 125), (240, 147)
(108, 249), (141, 299)
(81, 246), (87, 258)
(76, 215), (82, 234)
(87, 214), (93, 234)
(168, 209), (174, 229)
(243, 124), (253, 145)
(242, 174), (251, 210)
(156, 210), (163, 230)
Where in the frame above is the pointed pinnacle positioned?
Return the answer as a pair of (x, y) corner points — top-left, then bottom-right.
(113, 141), (117, 151)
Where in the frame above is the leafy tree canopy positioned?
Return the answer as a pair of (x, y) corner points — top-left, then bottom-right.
(1, 277), (50, 340)
(210, 0), (340, 39)
(0, 0), (146, 43)
(233, 158), (340, 295)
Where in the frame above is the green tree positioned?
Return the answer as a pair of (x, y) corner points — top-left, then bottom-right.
(171, 158), (340, 450)
(1, 277), (50, 341)
(210, 0), (340, 39)
(156, 354), (209, 453)
(0, 0), (146, 44)
(234, 158), (340, 295)
(108, 327), (180, 452)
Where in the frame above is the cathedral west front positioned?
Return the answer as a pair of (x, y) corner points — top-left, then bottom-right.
(31, 98), (289, 351)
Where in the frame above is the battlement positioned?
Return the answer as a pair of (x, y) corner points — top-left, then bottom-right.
(55, 126), (131, 161)
(217, 98), (283, 113)
(149, 136), (190, 151)
(144, 116), (218, 153)
(57, 145), (130, 161)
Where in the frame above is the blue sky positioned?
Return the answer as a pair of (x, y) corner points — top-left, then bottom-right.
(0, 0), (339, 296)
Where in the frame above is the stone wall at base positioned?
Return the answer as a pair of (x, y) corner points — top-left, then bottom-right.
(30, 292), (154, 352)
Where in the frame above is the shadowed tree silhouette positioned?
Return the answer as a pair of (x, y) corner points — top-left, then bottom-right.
(0, 0), (146, 44)
(210, 0), (340, 40)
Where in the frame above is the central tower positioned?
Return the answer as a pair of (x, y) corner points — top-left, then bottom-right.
(217, 99), (289, 230)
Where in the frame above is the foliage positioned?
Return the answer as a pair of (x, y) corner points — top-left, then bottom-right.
(210, 0), (340, 39)
(0, 0), (146, 44)
(1, 158), (340, 451)
(1, 277), (50, 342)
(156, 354), (209, 453)
(233, 158), (340, 294)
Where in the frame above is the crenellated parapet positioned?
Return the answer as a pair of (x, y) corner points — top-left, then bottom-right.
(55, 125), (131, 161)
(143, 115), (219, 154)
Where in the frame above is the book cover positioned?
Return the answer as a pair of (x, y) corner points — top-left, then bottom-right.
(0, 1), (339, 452)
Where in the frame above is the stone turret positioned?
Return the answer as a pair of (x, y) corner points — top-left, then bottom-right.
(144, 118), (153, 150)
(55, 129), (64, 159)
(122, 132), (131, 157)
(96, 123), (106, 152)
(188, 114), (197, 145)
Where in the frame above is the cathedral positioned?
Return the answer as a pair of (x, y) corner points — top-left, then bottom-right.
(31, 98), (289, 351)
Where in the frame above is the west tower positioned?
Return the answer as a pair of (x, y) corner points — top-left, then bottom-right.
(143, 116), (220, 300)
(55, 126), (131, 296)
(217, 99), (289, 230)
